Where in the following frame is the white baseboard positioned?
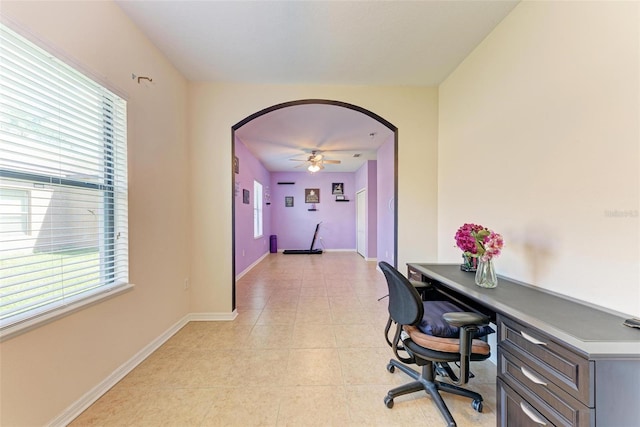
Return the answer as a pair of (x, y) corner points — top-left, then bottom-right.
(276, 248), (356, 253)
(48, 311), (237, 427)
(187, 310), (237, 322)
(235, 252), (269, 280)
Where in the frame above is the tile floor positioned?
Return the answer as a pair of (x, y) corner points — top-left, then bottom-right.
(70, 252), (496, 426)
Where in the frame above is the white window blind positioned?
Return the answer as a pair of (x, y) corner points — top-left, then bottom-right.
(253, 181), (263, 238)
(0, 23), (128, 331)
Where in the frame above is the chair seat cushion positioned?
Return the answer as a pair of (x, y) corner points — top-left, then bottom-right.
(405, 325), (491, 356)
(419, 300), (494, 338)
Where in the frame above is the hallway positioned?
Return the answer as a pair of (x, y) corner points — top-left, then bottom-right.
(71, 252), (496, 426)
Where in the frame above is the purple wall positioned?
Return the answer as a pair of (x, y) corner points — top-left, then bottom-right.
(271, 172), (356, 251)
(234, 139), (392, 270)
(234, 139), (272, 274)
(377, 137), (395, 266)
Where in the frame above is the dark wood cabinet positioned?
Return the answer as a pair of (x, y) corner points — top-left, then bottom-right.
(407, 265), (424, 282)
(499, 379), (556, 426)
(497, 316), (594, 426)
(406, 263), (640, 427)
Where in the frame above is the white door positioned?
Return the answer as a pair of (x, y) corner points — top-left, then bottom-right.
(356, 190), (366, 258)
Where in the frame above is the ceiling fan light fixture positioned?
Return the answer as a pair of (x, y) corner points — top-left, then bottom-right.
(308, 164), (320, 173)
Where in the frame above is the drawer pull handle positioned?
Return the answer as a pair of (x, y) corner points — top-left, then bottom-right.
(520, 401), (548, 425)
(521, 366), (548, 386)
(521, 331), (547, 346)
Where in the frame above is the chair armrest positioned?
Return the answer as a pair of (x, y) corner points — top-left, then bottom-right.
(409, 280), (431, 300)
(442, 311), (490, 386)
(409, 279), (431, 289)
(442, 312), (489, 328)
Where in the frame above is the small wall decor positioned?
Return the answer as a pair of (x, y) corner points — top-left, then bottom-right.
(335, 195), (346, 201)
(133, 74), (153, 84)
(332, 183), (344, 195)
(243, 189), (250, 204)
(285, 196), (294, 207)
(305, 188), (320, 203)
(233, 156), (239, 174)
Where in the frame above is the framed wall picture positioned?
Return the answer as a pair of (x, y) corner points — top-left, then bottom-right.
(243, 189), (250, 204)
(305, 188), (320, 203)
(332, 182), (344, 195)
(233, 156), (239, 174)
(285, 196), (294, 207)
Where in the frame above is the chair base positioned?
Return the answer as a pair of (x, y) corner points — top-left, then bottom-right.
(385, 359), (483, 427)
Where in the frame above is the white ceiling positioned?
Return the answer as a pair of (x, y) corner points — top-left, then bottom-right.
(235, 102), (395, 172)
(115, 0), (519, 171)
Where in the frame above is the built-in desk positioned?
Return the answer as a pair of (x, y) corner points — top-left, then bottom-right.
(407, 263), (640, 427)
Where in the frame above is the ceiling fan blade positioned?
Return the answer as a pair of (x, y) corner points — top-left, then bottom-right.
(294, 163), (307, 168)
(323, 160), (341, 164)
(289, 159), (306, 162)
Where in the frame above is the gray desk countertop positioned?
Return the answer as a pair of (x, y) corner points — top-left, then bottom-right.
(409, 263), (640, 359)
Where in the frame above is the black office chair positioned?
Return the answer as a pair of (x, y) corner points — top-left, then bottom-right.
(379, 261), (492, 427)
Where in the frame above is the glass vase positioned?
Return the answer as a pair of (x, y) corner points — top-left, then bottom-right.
(460, 254), (478, 272)
(475, 259), (497, 288)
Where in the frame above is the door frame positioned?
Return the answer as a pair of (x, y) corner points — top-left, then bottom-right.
(356, 189), (366, 258)
(231, 99), (398, 310)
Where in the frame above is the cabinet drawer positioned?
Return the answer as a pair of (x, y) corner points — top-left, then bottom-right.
(498, 377), (593, 427)
(498, 315), (593, 405)
(407, 266), (424, 281)
(499, 348), (593, 426)
(498, 379), (555, 427)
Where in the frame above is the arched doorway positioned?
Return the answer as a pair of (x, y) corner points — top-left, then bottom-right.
(231, 99), (397, 310)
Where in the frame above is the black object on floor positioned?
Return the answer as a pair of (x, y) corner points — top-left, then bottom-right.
(283, 223), (323, 255)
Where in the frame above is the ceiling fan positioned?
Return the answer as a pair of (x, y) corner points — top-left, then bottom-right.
(290, 150), (341, 172)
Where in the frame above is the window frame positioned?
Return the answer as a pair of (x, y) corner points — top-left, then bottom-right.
(0, 23), (131, 341)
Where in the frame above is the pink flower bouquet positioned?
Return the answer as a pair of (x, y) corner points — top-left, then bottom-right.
(455, 223), (504, 262)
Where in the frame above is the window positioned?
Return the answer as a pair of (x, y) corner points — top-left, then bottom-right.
(0, 24), (128, 333)
(0, 188), (30, 234)
(253, 180), (263, 238)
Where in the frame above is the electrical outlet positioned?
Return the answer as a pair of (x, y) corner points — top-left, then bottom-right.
(184, 278), (190, 290)
(242, 249), (245, 256)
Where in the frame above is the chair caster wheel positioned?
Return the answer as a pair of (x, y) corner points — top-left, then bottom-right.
(472, 399), (483, 412)
(386, 363), (395, 373)
(384, 396), (394, 408)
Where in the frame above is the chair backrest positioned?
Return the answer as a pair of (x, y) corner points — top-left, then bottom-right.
(379, 261), (423, 326)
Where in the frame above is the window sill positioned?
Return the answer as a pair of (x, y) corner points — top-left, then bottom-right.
(0, 283), (135, 342)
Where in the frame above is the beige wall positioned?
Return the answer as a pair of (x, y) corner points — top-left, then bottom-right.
(188, 83), (439, 313)
(438, 1), (640, 316)
(1, 1), (191, 425)
(0, 4), (440, 423)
